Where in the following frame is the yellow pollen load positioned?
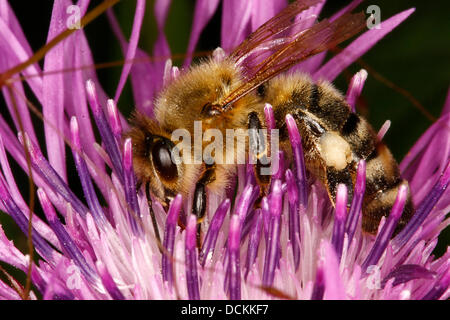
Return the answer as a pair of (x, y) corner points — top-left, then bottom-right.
(319, 132), (352, 170)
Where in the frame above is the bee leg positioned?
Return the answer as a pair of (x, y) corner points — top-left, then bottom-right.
(193, 181), (206, 248)
(326, 164), (355, 206)
(248, 112), (271, 189)
(145, 182), (163, 253)
(192, 165), (216, 248)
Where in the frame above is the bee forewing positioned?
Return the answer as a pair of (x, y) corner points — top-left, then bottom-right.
(220, 10), (366, 109)
(230, 0), (324, 61)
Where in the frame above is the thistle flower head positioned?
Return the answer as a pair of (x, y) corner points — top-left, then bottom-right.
(0, 0), (448, 300)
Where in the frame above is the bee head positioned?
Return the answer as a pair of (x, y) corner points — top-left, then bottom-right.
(125, 112), (203, 209)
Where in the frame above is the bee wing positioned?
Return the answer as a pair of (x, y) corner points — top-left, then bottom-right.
(230, 0), (324, 63)
(218, 4), (366, 109)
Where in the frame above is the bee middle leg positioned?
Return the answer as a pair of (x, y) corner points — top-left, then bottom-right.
(248, 111), (271, 191)
(326, 164), (355, 206)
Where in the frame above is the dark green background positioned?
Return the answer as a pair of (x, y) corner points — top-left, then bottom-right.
(2, 0), (449, 285)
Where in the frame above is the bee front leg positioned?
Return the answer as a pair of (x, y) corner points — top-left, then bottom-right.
(193, 181), (207, 221)
(192, 164), (215, 247)
(193, 182), (206, 247)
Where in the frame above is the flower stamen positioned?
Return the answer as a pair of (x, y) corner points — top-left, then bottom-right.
(185, 214), (200, 300)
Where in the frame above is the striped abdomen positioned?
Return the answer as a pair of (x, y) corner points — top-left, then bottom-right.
(262, 74), (414, 235)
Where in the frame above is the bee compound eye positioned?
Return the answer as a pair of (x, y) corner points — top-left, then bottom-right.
(151, 139), (178, 181)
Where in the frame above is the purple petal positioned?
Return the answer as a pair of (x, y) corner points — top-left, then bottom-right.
(345, 160), (366, 243)
(293, 0), (361, 74)
(331, 184), (347, 261)
(227, 214), (241, 300)
(422, 268), (450, 300)
(245, 210), (263, 279)
(261, 196), (270, 238)
(163, 58), (173, 86)
(76, 0), (90, 14)
(70, 117), (108, 228)
(381, 264), (435, 288)
(123, 138), (142, 236)
(0, 14), (43, 103)
(0, 224), (31, 271)
(289, 0), (325, 73)
(0, 175), (54, 262)
(221, 0), (252, 52)
(377, 120), (391, 141)
(362, 184), (409, 273)
(346, 69), (368, 112)
(241, 206), (259, 242)
(86, 80), (124, 182)
(264, 103), (276, 131)
(322, 241), (346, 299)
(290, 0), (323, 33)
(0, 121), (71, 219)
(199, 198), (230, 266)
(0, 279), (21, 300)
(314, 8), (415, 81)
(43, 0), (71, 181)
(400, 114), (450, 203)
(162, 194), (182, 288)
(285, 169), (300, 270)
(213, 47), (226, 62)
(262, 180), (282, 287)
(0, 76), (38, 145)
(107, 9), (156, 116)
(234, 184), (255, 222)
(59, 3), (111, 178)
(0, 1), (40, 69)
(37, 188), (99, 286)
(0, 136), (59, 248)
(113, 0), (146, 103)
(251, 0), (287, 31)
(185, 214), (200, 300)
(43, 277), (75, 300)
(394, 163), (450, 249)
(271, 151), (285, 183)
(97, 261), (125, 300)
(286, 114), (308, 208)
(295, 52), (326, 75)
(184, 0), (220, 67)
(330, 0), (363, 22)
(154, 0), (171, 33)
(19, 133), (89, 218)
(67, 32), (106, 179)
(107, 99), (123, 141)
(171, 65), (179, 80)
(153, 0), (172, 85)
(245, 162), (257, 186)
(311, 263), (325, 300)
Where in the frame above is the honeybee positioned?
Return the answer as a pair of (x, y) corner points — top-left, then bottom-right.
(126, 0), (414, 239)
